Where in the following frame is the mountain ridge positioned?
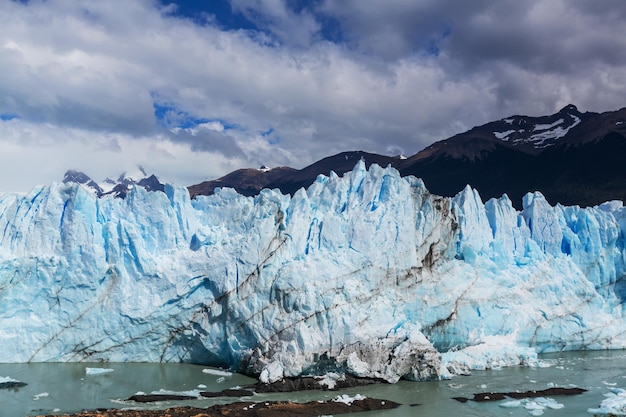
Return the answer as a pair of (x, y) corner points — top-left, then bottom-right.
(188, 104), (626, 208)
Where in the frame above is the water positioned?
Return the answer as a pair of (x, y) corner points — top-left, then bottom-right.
(1, 350), (625, 417)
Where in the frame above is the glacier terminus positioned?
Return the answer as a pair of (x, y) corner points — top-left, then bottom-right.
(1, 161), (626, 384)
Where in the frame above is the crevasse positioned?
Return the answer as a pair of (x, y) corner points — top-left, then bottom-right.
(1, 161), (626, 383)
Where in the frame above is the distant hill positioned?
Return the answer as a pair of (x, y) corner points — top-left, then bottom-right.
(63, 167), (164, 198)
(189, 104), (626, 208)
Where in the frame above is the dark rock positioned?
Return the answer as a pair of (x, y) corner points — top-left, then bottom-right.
(472, 392), (507, 402)
(254, 374), (384, 393)
(453, 386), (588, 403)
(506, 387), (587, 399)
(127, 394), (197, 403)
(34, 397), (400, 417)
(0, 381), (27, 389)
(199, 388), (254, 398)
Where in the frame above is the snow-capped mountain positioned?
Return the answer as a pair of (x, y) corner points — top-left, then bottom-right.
(2, 161), (626, 383)
(62, 167), (164, 198)
(189, 105), (626, 208)
(492, 104), (582, 148)
(62, 170), (105, 195)
(399, 104), (626, 208)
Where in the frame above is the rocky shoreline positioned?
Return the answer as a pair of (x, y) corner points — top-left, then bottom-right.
(34, 397), (400, 417)
(31, 374), (398, 417)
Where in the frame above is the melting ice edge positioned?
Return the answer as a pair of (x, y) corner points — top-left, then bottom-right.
(1, 160), (626, 384)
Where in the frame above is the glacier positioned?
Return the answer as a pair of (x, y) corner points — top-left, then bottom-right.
(1, 161), (626, 383)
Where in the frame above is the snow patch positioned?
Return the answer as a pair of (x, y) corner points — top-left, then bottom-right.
(494, 129), (516, 140)
(529, 115), (580, 146)
(333, 394), (366, 405)
(533, 119), (564, 131)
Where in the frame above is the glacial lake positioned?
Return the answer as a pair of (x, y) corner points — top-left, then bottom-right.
(2, 350), (626, 417)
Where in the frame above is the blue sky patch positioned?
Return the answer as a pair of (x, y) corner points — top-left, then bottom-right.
(160, 0), (258, 31)
(152, 98), (237, 131)
(0, 113), (19, 121)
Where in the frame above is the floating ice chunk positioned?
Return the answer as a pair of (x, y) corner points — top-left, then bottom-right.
(536, 397), (564, 410)
(150, 388), (200, 398)
(525, 400), (545, 415)
(334, 394), (366, 405)
(33, 392), (49, 400)
(202, 368), (233, 377)
(588, 388), (626, 415)
(500, 399), (522, 408)
(85, 367), (114, 375)
(197, 384), (207, 389)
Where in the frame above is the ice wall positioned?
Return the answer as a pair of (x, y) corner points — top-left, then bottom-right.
(1, 161), (626, 383)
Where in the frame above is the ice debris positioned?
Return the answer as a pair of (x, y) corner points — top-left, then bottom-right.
(85, 368), (114, 375)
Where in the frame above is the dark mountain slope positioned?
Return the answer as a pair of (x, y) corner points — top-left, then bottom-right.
(188, 151), (402, 198)
(397, 105), (626, 207)
(188, 105), (626, 209)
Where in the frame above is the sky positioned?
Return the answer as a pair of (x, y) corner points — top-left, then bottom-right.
(1, 0), (626, 193)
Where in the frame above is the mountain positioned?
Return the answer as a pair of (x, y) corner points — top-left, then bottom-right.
(188, 105), (626, 208)
(62, 170), (104, 195)
(188, 151), (402, 198)
(188, 166), (297, 198)
(399, 104), (626, 208)
(62, 168), (165, 198)
(2, 161), (626, 383)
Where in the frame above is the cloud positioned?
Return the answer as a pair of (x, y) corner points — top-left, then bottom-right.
(229, 0), (321, 47)
(0, 117), (247, 193)
(0, 0), (625, 192)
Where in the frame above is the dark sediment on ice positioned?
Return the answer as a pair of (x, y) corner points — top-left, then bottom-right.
(453, 387), (588, 403)
(34, 397), (400, 417)
(254, 374), (385, 393)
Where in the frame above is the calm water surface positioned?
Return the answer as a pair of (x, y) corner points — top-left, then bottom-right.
(2, 350), (625, 417)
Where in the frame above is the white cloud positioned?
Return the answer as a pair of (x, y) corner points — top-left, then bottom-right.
(0, 0), (625, 192)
